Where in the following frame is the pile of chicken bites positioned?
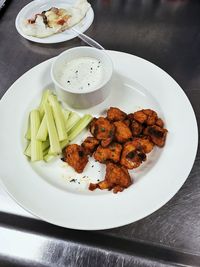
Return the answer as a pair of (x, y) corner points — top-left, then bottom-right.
(63, 107), (168, 193)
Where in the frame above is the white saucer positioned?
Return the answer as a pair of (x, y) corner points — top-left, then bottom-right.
(15, 0), (94, 44)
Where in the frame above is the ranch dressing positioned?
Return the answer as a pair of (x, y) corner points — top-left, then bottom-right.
(59, 57), (103, 92)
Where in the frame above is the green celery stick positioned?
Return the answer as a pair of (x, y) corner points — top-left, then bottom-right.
(39, 89), (52, 117)
(62, 109), (71, 123)
(60, 139), (69, 150)
(48, 95), (68, 141)
(30, 110), (43, 161)
(42, 139), (50, 151)
(25, 127), (31, 140)
(25, 114), (31, 140)
(24, 139), (50, 158)
(24, 142), (31, 157)
(44, 152), (57, 162)
(36, 115), (48, 141)
(24, 139), (50, 157)
(44, 103), (61, 154)
(68, 115), (92, 142)
(65, 112), (81, 132)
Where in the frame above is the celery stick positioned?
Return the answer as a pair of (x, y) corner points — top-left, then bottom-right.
(30, 110), (43, 161)
(48, 95), (68, 141)
(42, 139), (50, 151)
(62, 109), (71, 123)
(68, 115), (92, 141)
(25, 114), (31, 140)
(24, 142), (31, 157)
(60, 139), (69, 150)
(65, 112), (81, 132)
(39, 90), (52, 117)
(24, 139), (49, 158)
(44, 153), (57, 162)
(49, 138), (69, 152)
(36, 115), (48, 141)
(44, 103), (61, 154)
(25, 127), (31, 140)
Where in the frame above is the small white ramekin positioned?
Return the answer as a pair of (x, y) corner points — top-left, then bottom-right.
(51, 46), (113, 109)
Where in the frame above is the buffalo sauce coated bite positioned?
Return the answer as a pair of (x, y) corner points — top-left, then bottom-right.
(81, 136), (99, 156)
(132, 136), (154, 154)
(128, 109), (168, 147)
(63, 144), (88, 173)
(89, 162), (132, 193)
(155, 118), (164, 128)
(132, 109), (158, 125)
(143, 125), (168, 147)
(131, 120), (143, 136)
(107, 107), (127, 122)
(113, 121), (132, 143)
(89, 117), (115, 147)
(94, 142), (122, 163)
(120, 141), (146, 169)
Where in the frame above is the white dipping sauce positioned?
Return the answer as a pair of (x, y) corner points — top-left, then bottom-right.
(58, 57), (103, 92)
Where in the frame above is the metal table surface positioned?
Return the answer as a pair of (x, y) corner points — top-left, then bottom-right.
(0, 0), (200, 266)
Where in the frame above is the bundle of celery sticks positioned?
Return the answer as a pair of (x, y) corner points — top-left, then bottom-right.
(24, 90), (92, 162)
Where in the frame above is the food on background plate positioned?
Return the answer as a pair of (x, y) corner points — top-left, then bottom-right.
(62, 107), (168, 193)
(24, 89), (92, 162)
(21, 0), (90, 38)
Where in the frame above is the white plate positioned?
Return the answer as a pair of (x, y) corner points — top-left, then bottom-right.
(0, 51), (198, 230)
(15, 0), (94, 44)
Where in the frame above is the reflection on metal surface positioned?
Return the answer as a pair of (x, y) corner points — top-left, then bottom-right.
(0, 227), (45, 262)
(0, 221), (193, 267)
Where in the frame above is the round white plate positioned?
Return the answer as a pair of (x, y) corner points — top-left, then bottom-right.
(15, 0), (94, 44)
(0, 51), (198, 230)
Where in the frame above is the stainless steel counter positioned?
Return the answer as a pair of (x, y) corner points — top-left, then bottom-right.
(0, 0), (200, 266)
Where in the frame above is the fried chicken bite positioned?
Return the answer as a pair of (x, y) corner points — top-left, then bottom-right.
(143, 125), (167, 147)
(123, 119), (131, 127)
(89, 162), (132, 193)
(143, 109), (158, 125)
(113, 121), (132, 143)
(81, 137), (99, 156)
(94, 142), (122, 163)
(89, 117), (97, 133)
(120, 141), (146, 169)
(90, 117), (115, 147)
(131, 120), (143, 136)
(133, 136), (154, 154)
(107, 107), (127, 122)
(155, 118), (164, 128)
(131, 110), (147, 124)
(131, 109), (158, 126)
(63, 144), (88, 173)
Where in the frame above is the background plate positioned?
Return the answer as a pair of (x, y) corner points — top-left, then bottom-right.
(15, 0), (94, 44)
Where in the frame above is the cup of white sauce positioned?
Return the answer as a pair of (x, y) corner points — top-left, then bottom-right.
(51, 46), (113, 109)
